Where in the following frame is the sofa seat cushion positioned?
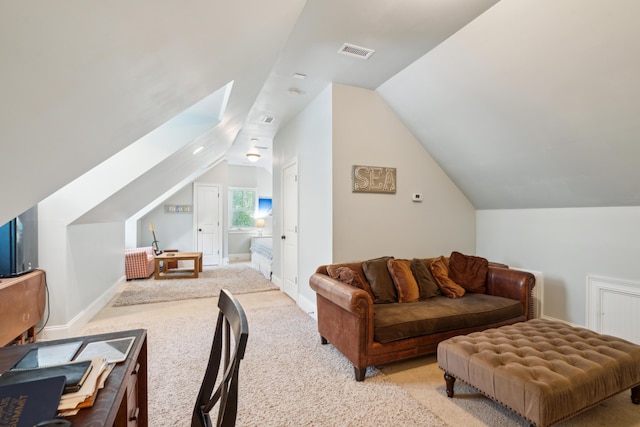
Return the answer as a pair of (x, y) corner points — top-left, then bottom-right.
(373, 294), (524, 344)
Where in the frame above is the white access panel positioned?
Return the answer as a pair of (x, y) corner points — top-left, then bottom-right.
(587, 275), (640, 345)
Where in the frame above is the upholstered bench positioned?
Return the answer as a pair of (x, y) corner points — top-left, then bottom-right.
(438, 319), (640, 427)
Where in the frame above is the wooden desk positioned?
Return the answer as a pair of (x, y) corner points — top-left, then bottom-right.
(154, 251), (203, 280)
(0, 329), (148, 426)
(0, 270), (46, 346)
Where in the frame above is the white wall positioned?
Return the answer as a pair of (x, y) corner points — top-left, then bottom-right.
(66, 222), (124, 321)
(137, 185), (195, 251)
(38, 181), (126, 337)
(38, 212), (124, 338)
(477, 207), (640, 325)
(332, 84), (476, 261)
(273, 83), (477, 311)
(273, 85), (334, 306)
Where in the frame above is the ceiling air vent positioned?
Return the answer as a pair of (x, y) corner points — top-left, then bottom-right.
(262, 116), (275, 124)
(337, 43), (375, 60)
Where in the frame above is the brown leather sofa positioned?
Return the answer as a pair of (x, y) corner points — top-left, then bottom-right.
(309, 258), (536, 381)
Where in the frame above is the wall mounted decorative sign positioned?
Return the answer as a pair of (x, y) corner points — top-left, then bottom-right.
(352, 165), (396, 194)
(165, 204), (192, 213)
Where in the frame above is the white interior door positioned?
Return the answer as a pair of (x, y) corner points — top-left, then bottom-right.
(282, 162), (298, 300)
(195, 183), (221, 266)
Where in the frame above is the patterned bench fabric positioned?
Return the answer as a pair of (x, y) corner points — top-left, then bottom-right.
(438, 319), (640, 427)
(125, 247), (155, 280)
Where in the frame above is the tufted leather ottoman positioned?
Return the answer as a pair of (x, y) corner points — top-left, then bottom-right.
(437, 319), (640, 427)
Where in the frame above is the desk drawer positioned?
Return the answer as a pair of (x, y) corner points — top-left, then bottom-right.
(126, 362), (140, 426)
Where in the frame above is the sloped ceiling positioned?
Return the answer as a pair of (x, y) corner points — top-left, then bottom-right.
(379, 0), (640, 209)
(2, 0), (639, 225)
(0, 0), (307, 224)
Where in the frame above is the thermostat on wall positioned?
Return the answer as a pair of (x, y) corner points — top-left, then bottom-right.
(412, 193), (423, 202)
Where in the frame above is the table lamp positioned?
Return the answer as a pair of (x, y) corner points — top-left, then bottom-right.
(255, 218), (265, 236)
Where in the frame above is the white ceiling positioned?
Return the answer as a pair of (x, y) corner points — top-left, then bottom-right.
(226, 0), (501, 166)
(379, 0), (640, 209)
(2, 0), (639, 224)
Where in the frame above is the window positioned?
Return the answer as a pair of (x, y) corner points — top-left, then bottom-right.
(229, 188), (257, 229)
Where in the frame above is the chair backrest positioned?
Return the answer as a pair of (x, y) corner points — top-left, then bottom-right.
(192, 289), (249, 427)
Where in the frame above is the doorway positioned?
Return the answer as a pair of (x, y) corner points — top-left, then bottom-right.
(281, 160), (298, 300)
(194, 183), (222, 266)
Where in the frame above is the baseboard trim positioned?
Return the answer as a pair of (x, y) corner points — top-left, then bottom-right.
(539, 314), (582, 328)
(298, 293), (317, 320)
(271, 274), (283, 290)
(39, 276), (127, 340)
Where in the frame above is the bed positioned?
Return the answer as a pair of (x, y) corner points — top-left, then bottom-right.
(250, 236), (272, 280)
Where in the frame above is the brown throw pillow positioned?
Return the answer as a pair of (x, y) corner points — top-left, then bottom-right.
(448, 251), (489, 293)
(327, 262), (373, 299)
(387, 259), (420, 303)
(429, 256), (465, 299)
(410, 258), (441, 299)
(362, 256), (397, 304)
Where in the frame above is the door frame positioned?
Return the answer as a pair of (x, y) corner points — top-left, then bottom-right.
(193, 182), (223, 266)
(280, 157), (299, 301)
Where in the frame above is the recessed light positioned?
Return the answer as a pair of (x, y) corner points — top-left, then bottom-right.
(251, 138), (259, 144)
(293, 73), (307, 80)
(288, 88), (302, 96)
(192, 146), (204, 155)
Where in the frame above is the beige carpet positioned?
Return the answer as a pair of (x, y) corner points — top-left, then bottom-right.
(114, 264), (277, 306)
(381, 355), (640, 427)
(82, 292), (446, 426)
(84, 290), (640, 426)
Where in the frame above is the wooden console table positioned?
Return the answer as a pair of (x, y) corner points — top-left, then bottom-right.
(154, 251), (203, 279)
(0, 329), (148, 426)
(0, 270), (46, 346)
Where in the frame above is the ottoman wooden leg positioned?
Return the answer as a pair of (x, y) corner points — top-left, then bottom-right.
(444, 372), (456, 398)
(632, 385), (640, 404)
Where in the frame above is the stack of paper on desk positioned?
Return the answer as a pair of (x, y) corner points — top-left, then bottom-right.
(0, 358), (93, 393)
(58, 357), (110, 412)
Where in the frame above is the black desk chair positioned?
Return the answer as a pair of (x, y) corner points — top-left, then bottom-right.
(192, 289), (249, 427)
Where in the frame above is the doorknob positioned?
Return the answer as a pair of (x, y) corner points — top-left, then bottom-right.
(198, 228), (202, 232)
(281, 235), (286, 240)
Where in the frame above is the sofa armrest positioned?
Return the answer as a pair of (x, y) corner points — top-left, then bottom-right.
(125, 249), (153, 279)
(309, 273), (372, 314)
(126, 250), (148, 263)
(310, 271), (374, 380)
(486, 267), (536, 319)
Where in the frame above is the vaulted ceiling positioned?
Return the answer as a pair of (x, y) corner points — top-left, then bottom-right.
(2, 0), (639, 225)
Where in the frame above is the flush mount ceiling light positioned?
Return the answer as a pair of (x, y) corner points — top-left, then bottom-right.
(246, 153), (260, 162)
